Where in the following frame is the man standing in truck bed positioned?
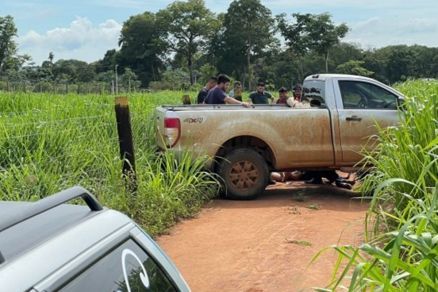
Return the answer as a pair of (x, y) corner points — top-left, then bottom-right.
(197, 76), (217, 104)
(205, 74), (250, 106)
(249, 81), (273, 104)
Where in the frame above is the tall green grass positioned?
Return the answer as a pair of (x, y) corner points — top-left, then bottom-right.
(0, 91), (218, 235)
(320, 80), (438, 291)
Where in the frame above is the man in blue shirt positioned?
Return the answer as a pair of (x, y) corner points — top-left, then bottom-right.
(205, 74), (250, 106)
(249, 81), (273, 104)
(197, 76), (217, 104)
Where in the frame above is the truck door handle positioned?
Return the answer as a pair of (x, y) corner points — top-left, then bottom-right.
(346, 115), (362, 122)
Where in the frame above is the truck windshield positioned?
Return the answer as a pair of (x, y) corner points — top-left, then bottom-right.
(303, 80), (325, 105)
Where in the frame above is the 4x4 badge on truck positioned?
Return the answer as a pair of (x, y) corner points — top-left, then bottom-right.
(183, 117), (205, 124)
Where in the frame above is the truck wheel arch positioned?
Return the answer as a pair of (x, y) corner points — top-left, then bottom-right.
(214, 136), (276, 172)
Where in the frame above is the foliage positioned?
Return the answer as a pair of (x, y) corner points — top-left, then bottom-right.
(0, 91), (219, 235)
(157, 0), (219, 85)
(336, 60), (374, 77)
(213, 0), (276, 88)
(277, 13), (348, 74)
(94, 49), (117, 74)
(0, 15), (30, 75)
(318, 80), (438, 291)
(118, 12), (168, 87)
(149, 68), (191, 91)
(57, 59), (95, 82)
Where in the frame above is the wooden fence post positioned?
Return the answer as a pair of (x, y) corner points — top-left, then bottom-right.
(114, 96), (137, 192)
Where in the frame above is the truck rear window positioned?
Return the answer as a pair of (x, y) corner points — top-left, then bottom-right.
(303, 80), (325, 105)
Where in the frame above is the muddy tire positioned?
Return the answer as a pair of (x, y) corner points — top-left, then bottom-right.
(217, 148), (269, 200)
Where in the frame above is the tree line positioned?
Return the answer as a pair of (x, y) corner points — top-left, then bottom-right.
(1, 0), (438, 93)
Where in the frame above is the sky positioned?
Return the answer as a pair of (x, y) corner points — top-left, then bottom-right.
(2, 0), (438, 65)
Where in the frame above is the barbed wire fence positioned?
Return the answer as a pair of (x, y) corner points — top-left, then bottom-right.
(0, 78), (146, 95)
(0, 95), (149, 191)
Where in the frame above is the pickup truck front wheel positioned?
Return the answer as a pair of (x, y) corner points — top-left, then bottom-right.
(218, 148), (269, 200)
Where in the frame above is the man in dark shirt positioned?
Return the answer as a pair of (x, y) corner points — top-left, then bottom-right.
(205, 74), (250, 106)
(197, 76), (217, 104)
(249, 81), (273, 104)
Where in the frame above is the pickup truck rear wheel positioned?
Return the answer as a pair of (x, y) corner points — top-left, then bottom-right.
(218, 148), (269, 200)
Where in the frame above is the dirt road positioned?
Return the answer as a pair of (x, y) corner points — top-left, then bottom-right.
(158, 182), (368, 292)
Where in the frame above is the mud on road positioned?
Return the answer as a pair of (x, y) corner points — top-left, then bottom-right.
(158, 182), (369, 292)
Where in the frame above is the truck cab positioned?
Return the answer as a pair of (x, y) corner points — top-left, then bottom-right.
(304, 74), (404, 164)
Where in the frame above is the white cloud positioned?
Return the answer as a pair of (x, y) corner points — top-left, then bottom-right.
(93, 0), (151, 9)
(259, 0), (432, 9)
(345, 16), (438, 48)
(18, 17), (122, 64)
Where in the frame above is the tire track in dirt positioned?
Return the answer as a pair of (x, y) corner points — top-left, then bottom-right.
(157, 182), (368, 292)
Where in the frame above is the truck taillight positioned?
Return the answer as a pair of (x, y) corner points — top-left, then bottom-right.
(164, 117), (181, 147)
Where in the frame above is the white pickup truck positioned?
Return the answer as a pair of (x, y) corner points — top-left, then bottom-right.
(155, 74), (404, 199)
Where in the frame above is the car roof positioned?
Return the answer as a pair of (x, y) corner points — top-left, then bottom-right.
(0, 209), (134, 291)
(0, 187), (135, 291)
(0, 186), (110, 266)
(0, 202), (97, 264)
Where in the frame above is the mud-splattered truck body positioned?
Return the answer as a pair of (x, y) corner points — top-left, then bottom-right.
(155, 74), (404, 199)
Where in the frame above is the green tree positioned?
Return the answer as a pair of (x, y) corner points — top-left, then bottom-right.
(52, 59), (95, 82)
(0, 15), (18, 74)
(120, 67), (140, 91)
(336, 60), (374, 76)
(218, 0), (275, 89)
(307, 13), (348, 73)
(277, 13), (311, 80)
(41, 52), (55, 81)
(328, 42), (363, 70)
(157, 0), (218, 85)
(380, 45), (414, 82)
(94, 49), (118, 73)
(278, 13), (348, 73)
(118, 12), (168, 87)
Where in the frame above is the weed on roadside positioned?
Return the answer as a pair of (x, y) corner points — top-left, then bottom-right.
(293, 191), (309, 202)
(306, 203), (320, 210)
(286, 239), (312, 247)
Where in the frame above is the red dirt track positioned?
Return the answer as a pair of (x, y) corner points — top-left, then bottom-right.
(158, 182), (368, 292)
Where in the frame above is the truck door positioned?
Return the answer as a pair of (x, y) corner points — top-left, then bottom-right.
(335, 80), (401, 164)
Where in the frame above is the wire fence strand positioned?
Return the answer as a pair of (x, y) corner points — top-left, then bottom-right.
(1, 115), (114, 129)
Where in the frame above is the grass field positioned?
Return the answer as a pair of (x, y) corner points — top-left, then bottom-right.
(323, 80), (438, 291)
(0, 90), (218, 235)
